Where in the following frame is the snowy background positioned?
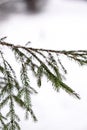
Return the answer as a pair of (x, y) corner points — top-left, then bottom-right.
(0, 0), (87, 129)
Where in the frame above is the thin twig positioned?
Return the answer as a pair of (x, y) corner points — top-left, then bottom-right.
(0, 41), (87, 55)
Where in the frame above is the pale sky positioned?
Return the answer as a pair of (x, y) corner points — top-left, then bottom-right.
(0, 0), (87, 130)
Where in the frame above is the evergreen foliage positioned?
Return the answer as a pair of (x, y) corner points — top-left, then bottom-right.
(0, 37), (87, 129)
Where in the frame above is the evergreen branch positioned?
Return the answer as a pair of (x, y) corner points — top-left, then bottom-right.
(13, 121), (21, 130)
(37, 65), (43, 87)
(0, 112), (7, 121)
(0, 65), (4, 73)
(0, 96), (9, 109)
(1, 41), (87, 65)
(0, 115), (7, 130)
(25, 49), (80, 98)
(0, 40), (87, 129)
(4, 60), (17, 79)
(27, 108), (37, 122)
(0, 41), (87, 55)
(6, 110), (20, 122)
(59, 80), (80, 99)
(6, 95), (21, 130)
(46, 59), (62, 79)
(57, 55), (67, 74)
(13, 95), (25, 108)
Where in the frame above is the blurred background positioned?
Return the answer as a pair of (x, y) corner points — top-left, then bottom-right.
(0, 0), (48, 20)
(0, 0), (87, 20)
(0, 0), (87, 130)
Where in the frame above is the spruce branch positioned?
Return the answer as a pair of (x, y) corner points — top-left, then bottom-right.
(0, 40), (87, 129)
